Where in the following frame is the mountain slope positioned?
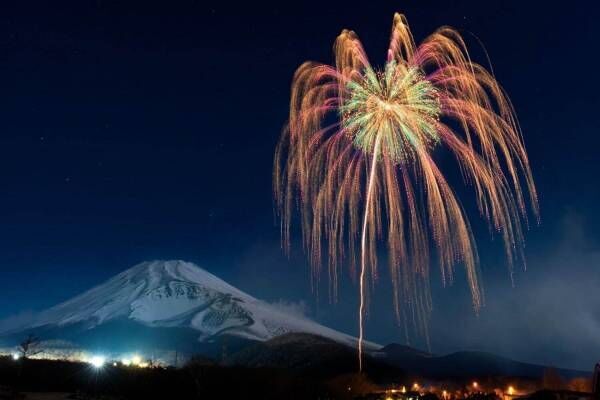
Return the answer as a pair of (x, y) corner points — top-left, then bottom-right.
(377, 344), (589, 379)
(0, 260), (379, 353)
(227, 332), (405, 380)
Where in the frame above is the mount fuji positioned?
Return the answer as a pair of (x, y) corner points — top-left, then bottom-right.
(0, 260), (379, 358)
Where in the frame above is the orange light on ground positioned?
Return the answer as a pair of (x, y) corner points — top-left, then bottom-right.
(473, 382), (479, 389)
(508, 386), (515, 395)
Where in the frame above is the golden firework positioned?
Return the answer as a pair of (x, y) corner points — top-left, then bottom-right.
(274, 13), (538, 370)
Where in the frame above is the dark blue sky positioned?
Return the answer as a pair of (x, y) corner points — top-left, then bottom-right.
(0, 1), (599, 370)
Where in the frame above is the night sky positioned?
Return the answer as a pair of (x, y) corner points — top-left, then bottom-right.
(0, 1), (599, 370)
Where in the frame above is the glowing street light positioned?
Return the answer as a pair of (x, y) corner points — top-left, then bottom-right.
(89, 355), (106, 369)
(473, 381), (479, 390)
(413, 383), (420, 391)
(11, 353), (20, 361)
(508, 386), (515, 395)
(121, 358), (131, 366)
(131, 355), (142, 366)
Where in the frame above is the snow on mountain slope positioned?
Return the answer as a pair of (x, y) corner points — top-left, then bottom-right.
(7, 260), (379, 351)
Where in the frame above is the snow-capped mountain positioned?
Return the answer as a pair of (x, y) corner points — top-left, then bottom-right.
(1, 260), (379, 352)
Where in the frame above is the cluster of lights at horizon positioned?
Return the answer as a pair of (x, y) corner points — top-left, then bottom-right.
(4, 350), (151, 369)
(86, 353), (149, 369)
(274, 12), (538, 370)
(386, 382), (520, 399)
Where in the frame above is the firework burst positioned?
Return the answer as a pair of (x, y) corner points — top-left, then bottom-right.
(274, 13), (538, 370)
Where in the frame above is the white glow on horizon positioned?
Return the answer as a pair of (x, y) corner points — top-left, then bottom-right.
(89, 355), (106, 368)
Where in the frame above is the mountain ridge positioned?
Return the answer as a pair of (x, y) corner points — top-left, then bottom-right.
(376, 343), (590, 379)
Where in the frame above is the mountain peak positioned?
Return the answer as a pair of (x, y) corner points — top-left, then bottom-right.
(115, 260), (247, 299)
(124, 259), (201, 276)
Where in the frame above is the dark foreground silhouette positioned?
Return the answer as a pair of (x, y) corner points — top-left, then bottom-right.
(0, 355), (386, 400)
(0, 350), (593, 400)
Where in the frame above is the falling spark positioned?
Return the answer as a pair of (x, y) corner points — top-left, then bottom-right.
(274, 12), (538, 371)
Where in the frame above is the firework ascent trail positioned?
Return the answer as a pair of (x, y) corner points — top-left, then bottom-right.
(274, 12), (538, 370)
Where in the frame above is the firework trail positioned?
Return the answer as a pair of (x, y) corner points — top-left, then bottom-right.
(274, 13), (538, 370)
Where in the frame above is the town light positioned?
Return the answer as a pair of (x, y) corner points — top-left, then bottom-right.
(131, 355), (142, 366)
(508, 386), (515, 395)
(473, 381), (479, 389)
(89, 355), (106, 369)
(11, 353), (20, 360)
(413, 383), (420, 390)
(121, 358), (131, 366)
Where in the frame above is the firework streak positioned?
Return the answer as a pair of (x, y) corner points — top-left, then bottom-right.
(273, 13), (538, 370)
